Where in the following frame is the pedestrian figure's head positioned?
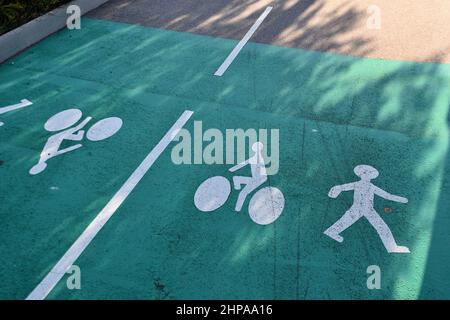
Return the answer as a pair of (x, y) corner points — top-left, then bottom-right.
(44, 109), (83, 132)
(354, 164), (379, 181)
(252, 142), (264, 153)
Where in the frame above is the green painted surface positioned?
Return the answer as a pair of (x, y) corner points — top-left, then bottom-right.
(1, 18), (450, 299)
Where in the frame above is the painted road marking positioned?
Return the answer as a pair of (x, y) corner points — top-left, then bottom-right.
(0, 99), (33, 114)
(26, 110), (194, 300)
(324, 165), (410, 254)
(214, 6), (273, 77)
(0, 99), (33, 126)
(29, 109), (123, 175)
(193, 141), (285, 225)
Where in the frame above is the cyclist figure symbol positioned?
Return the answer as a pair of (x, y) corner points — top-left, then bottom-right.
(230, 142), (267, 211)
(29, 108), (123, 175)
(194, 142), (285, 225)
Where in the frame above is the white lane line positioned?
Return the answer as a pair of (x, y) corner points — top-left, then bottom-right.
(214, 6), (273, 77)
(26, 110), (194, 300)
(0, 99), (33, 114)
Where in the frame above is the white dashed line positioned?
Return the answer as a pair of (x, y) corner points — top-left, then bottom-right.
(214, 6), (273, 77)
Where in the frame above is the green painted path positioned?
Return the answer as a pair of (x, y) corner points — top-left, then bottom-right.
(1, 18), (450, 299)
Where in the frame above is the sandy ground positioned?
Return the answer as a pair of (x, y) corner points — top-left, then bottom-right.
(89, 0), (450, 63)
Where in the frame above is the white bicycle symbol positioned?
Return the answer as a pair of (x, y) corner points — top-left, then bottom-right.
(194, 142), (285, 225)
(29, 108), (123, 175)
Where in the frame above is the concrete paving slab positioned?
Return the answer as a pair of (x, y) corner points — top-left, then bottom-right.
(89, 0), (450, 63)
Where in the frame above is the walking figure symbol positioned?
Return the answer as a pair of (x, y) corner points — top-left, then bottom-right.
(324, 165), (410, 253)
(29, 108), (123, 175)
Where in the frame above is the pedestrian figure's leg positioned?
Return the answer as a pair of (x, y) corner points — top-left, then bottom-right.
(324, 208), (362, 242)
(365, 210), (410, 253)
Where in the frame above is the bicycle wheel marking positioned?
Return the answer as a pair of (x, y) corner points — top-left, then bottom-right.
(248, 187), (285, 225)
(86, 117), (123, 141)
(194, 176), (231, 212)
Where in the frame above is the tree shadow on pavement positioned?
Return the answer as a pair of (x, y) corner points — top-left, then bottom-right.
(1, 0), (450, 299)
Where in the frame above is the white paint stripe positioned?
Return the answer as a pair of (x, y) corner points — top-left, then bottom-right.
(26, 110), (194, 300)
(0, 99), (32, 114)
(214, 6), (273, 77)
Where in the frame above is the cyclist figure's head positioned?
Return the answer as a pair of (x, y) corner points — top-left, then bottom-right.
(252, 141), (264, 153)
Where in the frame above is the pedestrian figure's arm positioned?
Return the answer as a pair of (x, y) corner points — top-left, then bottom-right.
(328, 183), (355, 198)
(373, 186), (408, 203)
(229, 159), (250, 172)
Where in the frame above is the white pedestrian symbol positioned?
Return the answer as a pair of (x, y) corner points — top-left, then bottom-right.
(324, 165), (410, 253)
(29, 108), (123, 175)
(194, 142), (284, 225)
(0, 99), (33, 127)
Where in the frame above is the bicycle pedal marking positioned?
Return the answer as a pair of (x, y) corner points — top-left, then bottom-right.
(29, 108), (123, 175)
(193, 142), (285, 225)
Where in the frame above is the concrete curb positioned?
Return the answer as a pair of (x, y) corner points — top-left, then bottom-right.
(0, 0), (109, 64)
